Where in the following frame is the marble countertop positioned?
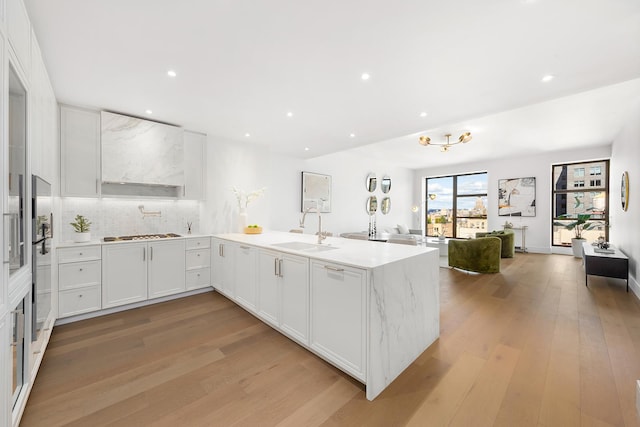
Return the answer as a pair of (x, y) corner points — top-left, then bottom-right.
(214, 230), (437, 269)
(57, 233), (208, 248)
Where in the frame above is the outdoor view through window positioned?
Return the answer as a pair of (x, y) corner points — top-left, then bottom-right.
(426, 172), (488, 238)
(552, 160), (609, 246)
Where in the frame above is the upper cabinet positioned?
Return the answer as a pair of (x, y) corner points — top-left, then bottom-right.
(60, 105), (101, 197)
(183, 131), (206, 200)
(6, 0), (30, 77)
(60, 107), (205, 199)
(101, 111), (184, 187)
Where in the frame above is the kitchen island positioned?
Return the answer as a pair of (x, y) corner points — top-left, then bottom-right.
(212, 231), (440, 400)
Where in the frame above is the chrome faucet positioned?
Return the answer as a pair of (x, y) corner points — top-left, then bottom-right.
(299, 207), (327, 244)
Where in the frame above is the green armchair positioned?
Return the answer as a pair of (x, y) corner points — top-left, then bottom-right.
(475, 230), (515, 258)
(448, 237), (502, 273)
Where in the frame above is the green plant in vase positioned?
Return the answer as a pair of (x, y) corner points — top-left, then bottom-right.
(70, 214), (92, 242)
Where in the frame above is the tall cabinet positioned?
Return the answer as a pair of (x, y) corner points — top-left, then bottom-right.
(2, 0), (59, 425)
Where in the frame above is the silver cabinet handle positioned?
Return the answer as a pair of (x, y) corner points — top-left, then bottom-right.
(96, 179), (99, 194)
(79, 252), (83, 256)
(143, 247), (146, 261)
(197, 253), (200, 257)
(150, 246), (154, 261)
(279, 259), (283, 277)
(2, 214), (10, 264)
(324, 265), (344, 272)
(274, 258), (278, 276)
(79, 268), (83, 272)
(240, 245), (250, 250)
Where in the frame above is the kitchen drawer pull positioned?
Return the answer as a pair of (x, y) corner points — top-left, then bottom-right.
(78, 294), (83, 298)
(279, 259), (283, 277)
(143, 247), (146, 261)
(79, 268), (83, 272)
(240, 245), (250, 250)
(324, 265), (344, 272)
(150, 246), (154, 261)
(274, 258), (278, 276)
(197, 253), (200, 257)
(79, 252), (83, 256)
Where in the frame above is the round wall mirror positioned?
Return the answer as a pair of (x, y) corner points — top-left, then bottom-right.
(381, 175), (391, 193)
(366, 196), (378, 215)
(381, 197), (391, 215)
(366, 173), (377, 192)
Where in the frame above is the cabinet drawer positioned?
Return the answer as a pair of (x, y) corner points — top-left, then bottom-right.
(58, 245), (101, 263)
(59, 260), (101, 290)
(186, 249), (211, 270)
(186, 237), (210, 250)
(186, 268), (211, 290)
(59, 286), (101, 318)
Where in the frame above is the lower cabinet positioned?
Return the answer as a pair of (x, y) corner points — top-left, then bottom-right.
(235, 245), (257, 311)
(257, 250), (309, 344)
(310, 260), (366, 381)
(211, 238), (235, 298)
(102, 240), (185, 309)
(185, 237), (211, 290)
(58, 245), (102, 318)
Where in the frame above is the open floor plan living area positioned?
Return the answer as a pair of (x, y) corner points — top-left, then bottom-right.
(1, 0), (639, 426)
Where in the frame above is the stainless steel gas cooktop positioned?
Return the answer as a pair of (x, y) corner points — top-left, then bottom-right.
(102, 233), (182, 242)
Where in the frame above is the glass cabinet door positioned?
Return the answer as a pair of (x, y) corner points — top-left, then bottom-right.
(11, 298), (26, 408)
(7, 65), (27, 277)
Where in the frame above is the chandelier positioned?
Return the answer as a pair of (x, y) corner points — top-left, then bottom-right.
(418, 132), (472, 152)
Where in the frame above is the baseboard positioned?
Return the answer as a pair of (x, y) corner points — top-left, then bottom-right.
(55, 287), (213, 326)
(630, 276), (640, 302)
(636, 380), (640, 418)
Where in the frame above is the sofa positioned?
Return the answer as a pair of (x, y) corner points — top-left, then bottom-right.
(448, 236), (502, 273)
(475, 229), (515, 258)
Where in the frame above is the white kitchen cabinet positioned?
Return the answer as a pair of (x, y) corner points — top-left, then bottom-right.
(7, 0), (30, 76)
(234, 244), (257, 312)
(211, 238), (235, 298)
(257, 250), (309, 344)
(103, 240), (186, 308)
(183, 131), (206, 200)
(102, 243), (147, 308)
(0, 314), (9, 427)
(310, 260), (366, 381)
(58, 245), (102, 318)
(185, 237), (211, 291)
(60, 105), (101, 197)
(148, 239), (186, 298)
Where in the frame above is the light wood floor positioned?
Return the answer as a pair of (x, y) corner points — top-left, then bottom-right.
(21, 254), (640, 426)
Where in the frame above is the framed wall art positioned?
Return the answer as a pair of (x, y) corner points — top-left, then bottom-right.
(498, 177), (536, 217)
(301, 171), (332, 212)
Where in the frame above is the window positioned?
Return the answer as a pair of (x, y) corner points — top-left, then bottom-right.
(425, 172), (487, 238)
(552, 160), (608, 246)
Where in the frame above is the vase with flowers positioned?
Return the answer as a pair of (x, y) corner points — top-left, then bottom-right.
(232, 186), (266, 232)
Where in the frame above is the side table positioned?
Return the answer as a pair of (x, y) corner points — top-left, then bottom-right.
(582, 242), (629, 292)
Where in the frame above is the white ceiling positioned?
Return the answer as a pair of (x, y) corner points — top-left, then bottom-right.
(25, 0), (640, 167)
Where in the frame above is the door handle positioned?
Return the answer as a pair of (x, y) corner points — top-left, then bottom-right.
(143, 247), (146, 261)
(274, 258), (279, 276)
(150, 246), (153, 261)
(279, 259), (283, 277)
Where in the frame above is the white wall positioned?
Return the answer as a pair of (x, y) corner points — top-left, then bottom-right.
(412, 145), (612, 254)
(609, 100), (640, 297)
(202, 138), (414, 236)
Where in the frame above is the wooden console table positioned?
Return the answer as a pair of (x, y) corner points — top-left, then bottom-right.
(582, 242), (629, 292)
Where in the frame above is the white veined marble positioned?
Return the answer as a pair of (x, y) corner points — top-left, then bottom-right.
(101, 111), (185, 186)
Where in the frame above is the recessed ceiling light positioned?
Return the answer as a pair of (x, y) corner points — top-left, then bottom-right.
(287, 111), (293, 117)
(244, 133), (251, 138)
(361, 73), (371, 81)
(145, 109), (153, 115)
(167, 70), (177, 77)
(541, 74), (555, 83)
(420, 112), (428, 117)
(349, 133), (356, 138)
(304, 147), (310, 151)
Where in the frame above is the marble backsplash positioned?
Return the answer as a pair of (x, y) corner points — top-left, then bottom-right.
(60, 198), (200, 242)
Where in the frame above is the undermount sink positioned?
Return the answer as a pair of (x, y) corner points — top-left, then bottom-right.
(271, 241), (338, 252)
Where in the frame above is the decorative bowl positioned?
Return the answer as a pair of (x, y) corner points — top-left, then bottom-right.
(244, 226), (263, 234)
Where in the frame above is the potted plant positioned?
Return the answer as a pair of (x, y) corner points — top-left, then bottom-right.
(554, 213), (596, 257)
(70, 214), (92, 243)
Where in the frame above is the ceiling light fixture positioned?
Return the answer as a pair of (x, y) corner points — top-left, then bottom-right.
(420, 112), (428, 117)
(361, 73), (370, 81)
(541, 74), (555, 82)
(418, 132), (472, 152)
(287, 111), (293, 117)
(304, 147), (310, 151)
(349, 133), (356, 138)
(244, 133), (251, 137)
(145, 109), (153, 115)
(167, 70), (177, 77)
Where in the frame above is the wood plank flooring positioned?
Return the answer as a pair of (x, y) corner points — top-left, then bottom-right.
(21, 254), (640, 426)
